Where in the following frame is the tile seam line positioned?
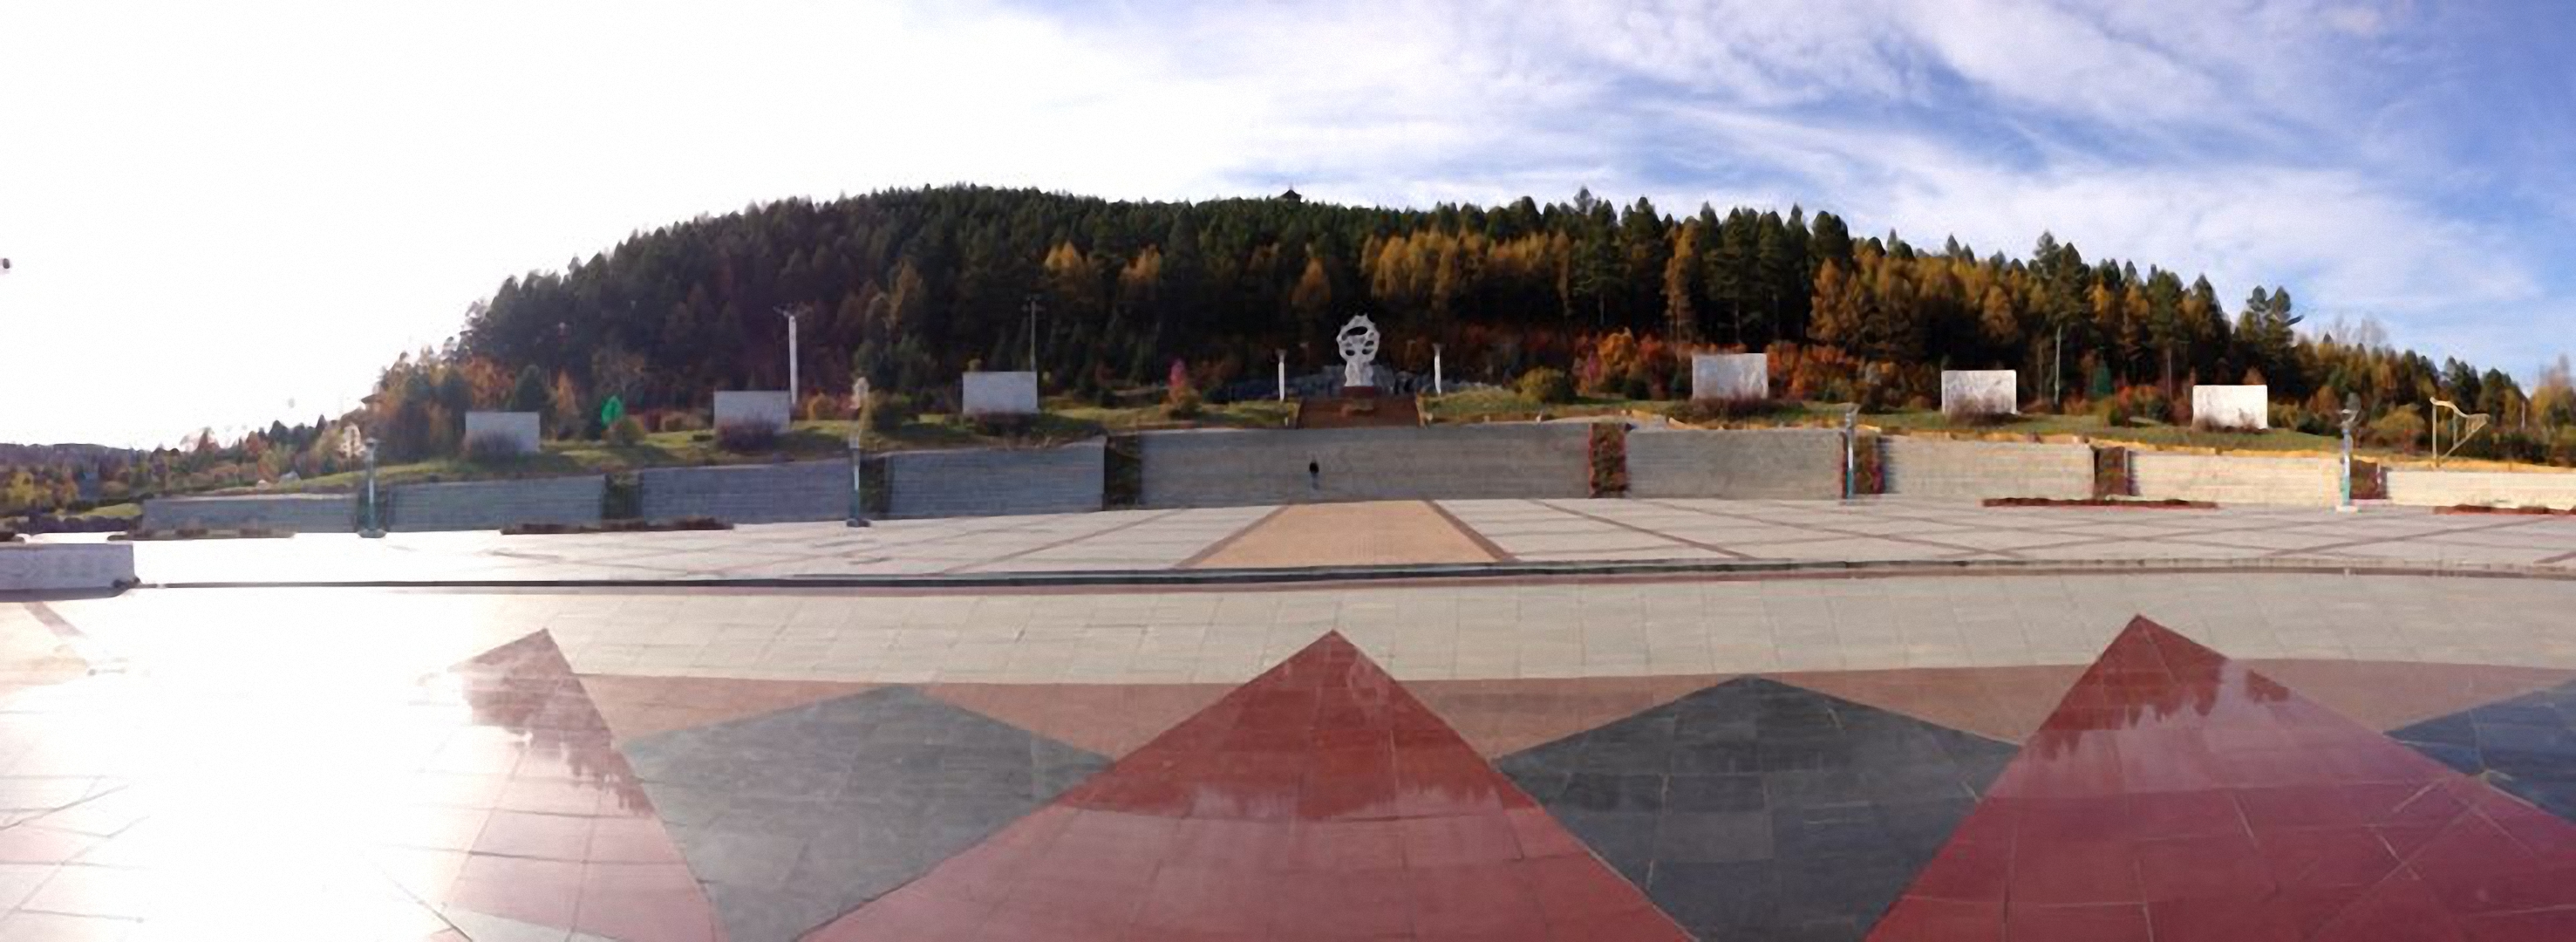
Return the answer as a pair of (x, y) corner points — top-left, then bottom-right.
(934, 509), (1188, 575)
(1171, 505), (1291, 569)
(1636, 498), (2014, 559)
(2259, 514), (2563, 558)
(1425, 500), (1521, 563)
(129, 557), (2576, 598)
(1533, 499), (1752, 560)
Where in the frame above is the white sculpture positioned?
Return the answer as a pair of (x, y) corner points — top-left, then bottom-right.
(1336, 315), (1381, 389)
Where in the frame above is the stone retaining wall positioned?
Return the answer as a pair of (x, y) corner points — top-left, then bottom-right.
(1880, 439), (2094, 501)
(640, 461), (850, 523)
(2385, 468), (2576, 510)
(1138, 425), (1591, 508)
(884, 443), (1104, 519)
(1625, 428), (1843, 499)
(2131, 454), (2340, 507)
(141, 494), (355, 533)
(386, 476), (605, 531)
(0, 543), (134, 590)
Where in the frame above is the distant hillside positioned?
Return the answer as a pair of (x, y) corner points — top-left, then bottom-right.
(0, 443), (137, 466)
(431, 185), (2504, 413)
(126, 185), (2576, 477)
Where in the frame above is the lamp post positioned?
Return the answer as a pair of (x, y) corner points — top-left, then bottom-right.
(1024, 295), (1042, 373)
(361, 438), (385, 538)
(1433, 344), (1445, 395)
(847, 378), (871, 528)
(2338, 395), (2360, 512)
(1842, 405), (1861, 500)
(774, 307), (802, 402)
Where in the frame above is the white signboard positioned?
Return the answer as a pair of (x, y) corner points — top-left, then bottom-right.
(1690, 353), (1768, 401)
(462, 412), (541, 454)
(1939, 371), (2017, 418)
(2192, 385), (2270, 430)
(961, 372), (1039, 417)
(714, 391), (793, 433)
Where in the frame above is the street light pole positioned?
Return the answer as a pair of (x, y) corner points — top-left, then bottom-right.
(361, 438), (385, 538)
(2338, 397), (2359, 512)
(1024, 295), (1042, 373)
(1843, 405), (1861, 500)
(847, 377), (871, 529)
(774, 307), (802, 402)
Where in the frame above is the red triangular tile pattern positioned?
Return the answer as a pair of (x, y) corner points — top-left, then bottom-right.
(1870, 617), (2576, 942)
(385, 631), (726, 942)
(1763, 664), (2088, 743)
(2239, 658), (2576, 732)
(921, 681), (1235, 759)
(803, 632), (1689, 941)
(1405, 674), (1730, 756)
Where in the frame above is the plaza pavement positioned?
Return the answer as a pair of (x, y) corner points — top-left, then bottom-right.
(64, 496), (2576, 585)
(10, 504), (2576, 939)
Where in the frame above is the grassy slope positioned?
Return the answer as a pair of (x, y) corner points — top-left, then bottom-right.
(1423, 392), (2351, 454)
(239, 400), (1296, 495)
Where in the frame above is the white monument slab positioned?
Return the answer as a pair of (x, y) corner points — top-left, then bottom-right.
(961, 372), (1039, 417)
(1690, 353), (1768, 401)
(0, 543), (136, 591)
(463, 411), (541, 454)
(1940, 371), (2018, 419)
(2192, 385), (2270, 430)
(1337, 315), (1381, 389)
(714, 391), (793, 433)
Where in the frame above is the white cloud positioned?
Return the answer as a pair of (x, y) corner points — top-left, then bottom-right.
(0, 0), (2558, 445)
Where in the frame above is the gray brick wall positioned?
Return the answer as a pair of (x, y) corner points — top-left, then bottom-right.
(2385, 468), (2576, 509)
(1881, 439), (2095, 501)
(386, 476), (605, 531)
(884, 443), (1104, 519)
(2131, 454), (2340, 507)
(1625, 428), (1843, 499)
(1138, 425), (1591, 509)
(141, 494), (355, 533)
(640, 460), (851, 523)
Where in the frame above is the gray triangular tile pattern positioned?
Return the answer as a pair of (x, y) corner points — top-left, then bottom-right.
(618, 686), (1108, 942)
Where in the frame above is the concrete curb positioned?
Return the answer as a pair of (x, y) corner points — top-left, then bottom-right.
(135, 554), (2576, 593)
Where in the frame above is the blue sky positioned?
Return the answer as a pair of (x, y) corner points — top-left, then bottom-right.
(3, 0), (2571, 446)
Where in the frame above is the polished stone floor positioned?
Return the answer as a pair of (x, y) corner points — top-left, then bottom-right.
(4, 574), (2576, 939)
(72, 498), (2576, 584)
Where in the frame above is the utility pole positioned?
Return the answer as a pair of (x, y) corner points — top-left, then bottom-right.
(774, 307), (802, 402)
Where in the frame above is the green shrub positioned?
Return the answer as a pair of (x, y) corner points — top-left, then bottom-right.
(1517, 367), (1575, 405)
(2097, 386), (2173, 427)
(715, 423), (780, 453)
(656, 412), (706, 433)
(604, 415), (647, 447)
(462, 432), (528, 463)
(2363, 409), (2425, 451)
(862, 392), (916, 433)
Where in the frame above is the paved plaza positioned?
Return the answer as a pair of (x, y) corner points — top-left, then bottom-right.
(7, 496), (2576, 939)
(66, 498), (2576, 585)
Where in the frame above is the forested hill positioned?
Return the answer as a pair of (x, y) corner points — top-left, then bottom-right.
(421, 184), (2531, 440)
